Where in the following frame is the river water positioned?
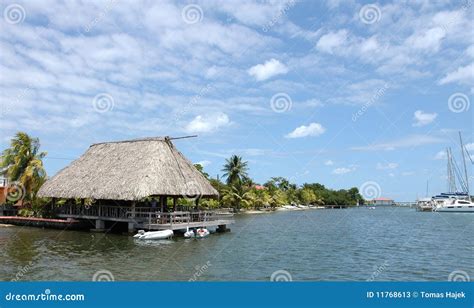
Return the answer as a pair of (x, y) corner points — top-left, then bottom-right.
(0, 207), (472, 281)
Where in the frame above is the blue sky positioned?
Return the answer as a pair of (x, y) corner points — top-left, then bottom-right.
(0, 0), (472, 201)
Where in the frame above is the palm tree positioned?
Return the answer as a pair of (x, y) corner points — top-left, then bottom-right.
(0, 132), (47, 202)
(221, 155), (249, 186)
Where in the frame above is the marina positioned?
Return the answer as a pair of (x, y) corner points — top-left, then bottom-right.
(0, 207), (472, 281)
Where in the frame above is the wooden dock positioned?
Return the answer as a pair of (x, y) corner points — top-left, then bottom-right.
(56, 204), (234, 232)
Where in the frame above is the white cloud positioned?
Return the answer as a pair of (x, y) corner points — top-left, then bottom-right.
(325, 160), (334, 166)
(285, 123), (326, 138)
(413, 110), (438, 127)
(405, 27), (446, 52)
(351, 135), (444, 151)
(248, 58), (288, 81)
(316, 30), (347, 54)
(195, 160), (211, 167)
(184, 113), (230, 134)
(438, 63), (474, 86)
(376, 163), (399, 170)
(332, 167), (355, 174)
(434, 150), (447, 160)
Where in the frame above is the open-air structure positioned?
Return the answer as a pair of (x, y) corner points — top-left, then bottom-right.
(37, 137), (233, 233)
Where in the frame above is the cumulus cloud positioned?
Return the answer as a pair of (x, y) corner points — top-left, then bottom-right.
(332, 166), (356, 174)
(376, 162), (398, 170)
(325, 160), (334, 166)
(285, 123), (325, 138)
(316, 30), (347, 54)
(439, 63), (474, 86)
(184, 113), (230, 134)
(248, 58), (288, 81)
(413, 110), (437, 127)
(434, 151), (447, 160)
(351, 135), (444, 151)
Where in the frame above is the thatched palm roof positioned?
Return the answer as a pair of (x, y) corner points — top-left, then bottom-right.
(38, 137), (218, 200)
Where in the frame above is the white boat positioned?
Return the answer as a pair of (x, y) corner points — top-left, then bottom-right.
(433, 198), (474, 213)
(184, 227), (195, 238)
(195, 228), (210, 238)
(133, 229), (173, 240)
(416, 197), (433, 212)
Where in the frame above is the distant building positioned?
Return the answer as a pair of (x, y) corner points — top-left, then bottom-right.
(370, 197), (394, 206)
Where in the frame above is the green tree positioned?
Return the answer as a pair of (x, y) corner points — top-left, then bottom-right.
(222, 155), (249, 186)
(194, 163), (210, 179)
(0, 132), (47, 203)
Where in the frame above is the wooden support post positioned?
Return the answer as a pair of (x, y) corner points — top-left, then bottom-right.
(195, 198), (200, 211)
(173, 197), (177, 212)
(160, 196), (165, 213)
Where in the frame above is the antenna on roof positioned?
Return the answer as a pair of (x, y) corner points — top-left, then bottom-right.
(167, 135), (198, 141)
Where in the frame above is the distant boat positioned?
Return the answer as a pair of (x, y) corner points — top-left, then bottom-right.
(134, 229), (173, 240)
(434, 198), (474, 212)
(184, 227), (194, 238)
(196, 228), (210, 238)
(430, 132), (473, 213)
(416, 197), (433, 212)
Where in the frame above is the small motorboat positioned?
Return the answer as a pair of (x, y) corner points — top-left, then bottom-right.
(184, 227), (195, 238)
(133, 229), (173, 240)
(195, 228), (210, 238)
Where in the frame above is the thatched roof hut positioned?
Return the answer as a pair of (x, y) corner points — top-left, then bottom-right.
(37, 137), (218, 201)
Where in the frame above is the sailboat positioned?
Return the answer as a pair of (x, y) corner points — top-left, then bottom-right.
(433, 132), (474, 213)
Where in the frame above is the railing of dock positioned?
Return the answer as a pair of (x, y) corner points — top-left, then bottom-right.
(57, 204), (232, 224)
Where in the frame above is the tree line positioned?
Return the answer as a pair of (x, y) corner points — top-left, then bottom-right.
(0, 133), (364, 216)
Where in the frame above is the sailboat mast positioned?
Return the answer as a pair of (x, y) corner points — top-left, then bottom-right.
(459, 131), (469, 196)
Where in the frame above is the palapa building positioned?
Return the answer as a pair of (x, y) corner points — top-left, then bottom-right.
(38, 137), (233, 233)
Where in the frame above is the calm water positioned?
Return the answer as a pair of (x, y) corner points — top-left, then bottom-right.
(1, 207), (472, 281)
